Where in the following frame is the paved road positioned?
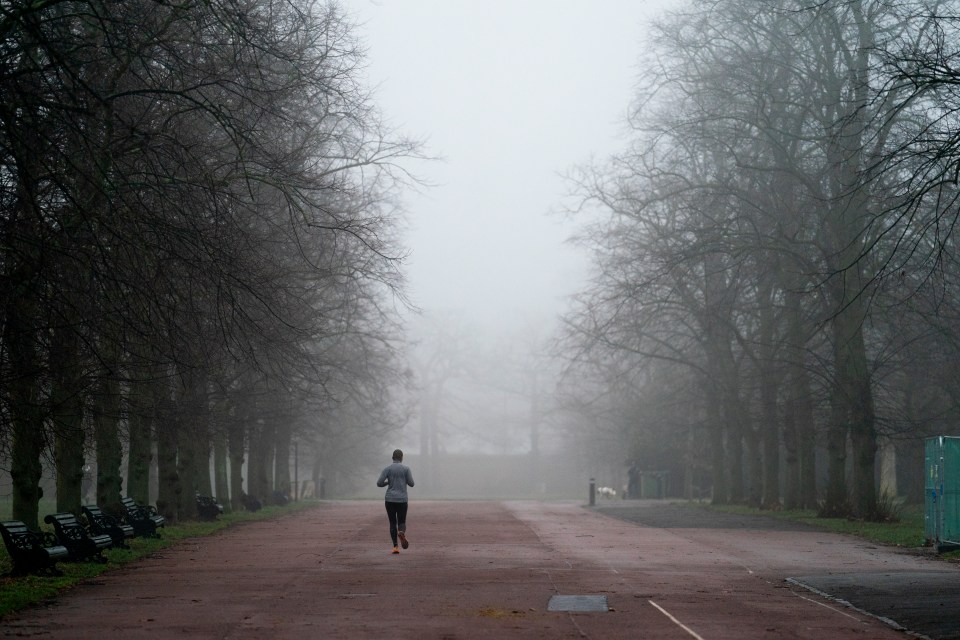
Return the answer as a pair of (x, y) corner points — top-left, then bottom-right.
(2, 500), (955, 639)
(596, 501), (959, 639)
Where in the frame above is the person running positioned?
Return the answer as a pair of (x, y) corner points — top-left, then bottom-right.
(376, 449), (415, 554)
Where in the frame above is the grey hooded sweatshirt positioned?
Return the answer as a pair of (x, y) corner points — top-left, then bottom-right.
(377, 462), (414, 502)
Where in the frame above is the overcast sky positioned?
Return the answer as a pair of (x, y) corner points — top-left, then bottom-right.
(343, 1), (676, 335)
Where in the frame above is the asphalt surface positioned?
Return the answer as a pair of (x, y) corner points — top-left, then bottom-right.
(596, 501), (960, 640)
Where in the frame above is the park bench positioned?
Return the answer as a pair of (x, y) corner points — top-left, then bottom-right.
(196, 494), (223, 521)
(0, 520), (69, 576)
(120, 497), (165, 538)
(44, 512), (112, 562)
(82, 504), (134, 549)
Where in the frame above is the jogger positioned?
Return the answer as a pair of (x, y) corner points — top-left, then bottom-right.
(376, 449), (414, 554)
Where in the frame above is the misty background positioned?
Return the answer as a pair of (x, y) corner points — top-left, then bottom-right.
(4, 0), (960, 525)
(344, 0), (674, 497)
(345, 0), (671, 332)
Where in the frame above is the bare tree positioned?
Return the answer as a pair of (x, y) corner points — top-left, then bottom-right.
(0, 0), (419, 521)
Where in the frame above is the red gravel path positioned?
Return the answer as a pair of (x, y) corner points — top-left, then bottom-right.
(0, 500), (932, 639)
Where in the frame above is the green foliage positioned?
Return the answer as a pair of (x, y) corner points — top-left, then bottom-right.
(704, 502), (926, 548)
(0, 501), (318, 619)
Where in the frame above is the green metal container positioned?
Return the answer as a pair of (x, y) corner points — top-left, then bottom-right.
(925, 436), (960, 552)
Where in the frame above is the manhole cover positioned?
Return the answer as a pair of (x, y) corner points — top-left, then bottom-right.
(547, 595), (609, 612)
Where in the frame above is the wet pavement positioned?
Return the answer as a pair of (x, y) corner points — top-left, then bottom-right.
(2, 499), (956, 639)
(597, 501), (960, 640)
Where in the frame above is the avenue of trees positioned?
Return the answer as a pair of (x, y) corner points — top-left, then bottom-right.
(0, 0), (415, 529)
(560, 0), (960, 519)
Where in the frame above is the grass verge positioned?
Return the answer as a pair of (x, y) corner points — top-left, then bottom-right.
(0, 500), (320, 619)
(695, 502), (927, 549)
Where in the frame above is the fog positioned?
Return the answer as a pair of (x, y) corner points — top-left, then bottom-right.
(346, 0), (672, 332)
(345, 1), (960, 508)
(6, 0), (954, 522)
(344, 1), (676, 492)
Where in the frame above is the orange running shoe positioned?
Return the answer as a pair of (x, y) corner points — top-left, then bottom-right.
(392, 546), (399, 554)
(398, 531), (409, 549)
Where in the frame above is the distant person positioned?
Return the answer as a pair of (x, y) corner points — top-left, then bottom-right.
(376, 448), (415, 554)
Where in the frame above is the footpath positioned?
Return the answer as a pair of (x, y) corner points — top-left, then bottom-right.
(2, 500), (956, 639)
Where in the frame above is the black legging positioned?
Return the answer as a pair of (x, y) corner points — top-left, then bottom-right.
(385, 501), (408, 546)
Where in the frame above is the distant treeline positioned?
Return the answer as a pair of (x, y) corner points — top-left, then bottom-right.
(557, 0), (960, 519)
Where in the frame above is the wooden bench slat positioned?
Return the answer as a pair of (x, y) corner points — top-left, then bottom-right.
(81, 505), (134, 548)
(120, 497), (165, 538)
(0, 520), (69, 576)
(44, 513), (112, 563)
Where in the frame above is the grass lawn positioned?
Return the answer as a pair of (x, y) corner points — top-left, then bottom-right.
(700, 502), (928, 549)
(0, 498), (60, 521)
(0, 500), (319, 619)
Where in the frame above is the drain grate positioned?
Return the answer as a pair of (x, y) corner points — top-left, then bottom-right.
(547, 595), (609, 612)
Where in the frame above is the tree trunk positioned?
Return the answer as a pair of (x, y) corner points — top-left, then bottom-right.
(274, 419), (292, 501)
(845, 314), (877, 518)
(247, 419), (267, 500)
(759, 275), (780, 508)
(821, 0), (878, 519)
(743, 421), (761, 507)
(9, 409), (45, 529)
(54, 427), (85, 514)
(726, 412), (745, 504)
(228, 413), (246, 511)
(824, 192), (877, 518)
(126, 346), (155, 505)
(6, 304), (45, 528)
(784, 286), (817, 509)
(126, 391), (153, 505)
(783, 287), (817, 510)
(722, 357), (747, 504)
(210, 391), (230, 508)
(93, 356), (124, 514)
(214, 432), (230, 509)
(701, 249), (742, 505)
(312, 448), (324, 499)
(782, 401), (800, 510)
(51, 325), (86, 514)
(264, 421), (276, 497)
(174, 370), (199, 521)
(705, 377), (728, 504)
(194, 378), (212, 499)
(823, 382), (850, 516)
(248, 413), (275, 501)
(798, 412), (817, 509)
(155, 377), (180, 523)
(4, 206), (45, 528)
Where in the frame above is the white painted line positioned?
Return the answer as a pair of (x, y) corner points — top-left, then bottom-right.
(794, 593), (861, 621)
(649, 600), (706, 640)
(785, 578), (919, 637)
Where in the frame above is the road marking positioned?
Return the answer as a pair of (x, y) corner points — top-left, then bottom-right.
(794, 593), (861, 621)
(649, 600), (705, 640)
(786, 578), (912, 634)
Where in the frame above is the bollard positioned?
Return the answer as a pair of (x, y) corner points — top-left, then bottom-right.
(589, 477), (596, 506)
